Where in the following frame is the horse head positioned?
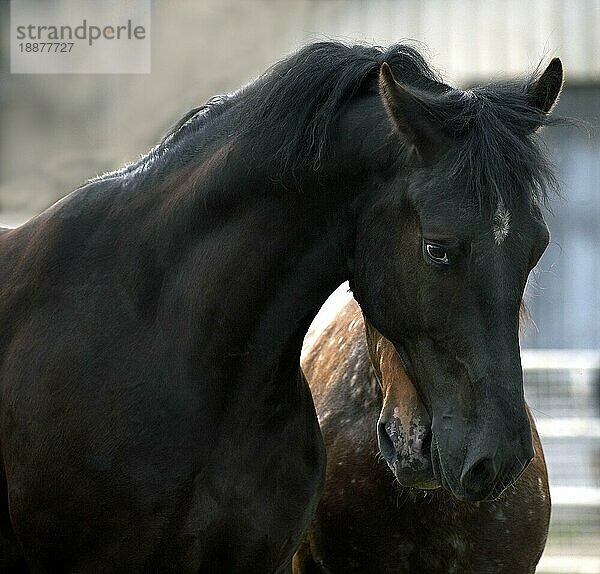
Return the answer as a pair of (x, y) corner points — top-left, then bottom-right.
(351, 58), (563, 501)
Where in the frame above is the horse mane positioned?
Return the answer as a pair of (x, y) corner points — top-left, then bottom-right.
(88, 94), (232, 184)
(245, 42), (449, 172)
(89, 42), (445, 185)
(91, 41), (560, 212)
(416, 79), (561, 211)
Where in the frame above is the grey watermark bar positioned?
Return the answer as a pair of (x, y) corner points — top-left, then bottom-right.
(11, 0), (151, 74)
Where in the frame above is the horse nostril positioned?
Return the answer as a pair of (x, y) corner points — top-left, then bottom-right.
(461, 457), (498, 495)
(377, 422), (396, 461)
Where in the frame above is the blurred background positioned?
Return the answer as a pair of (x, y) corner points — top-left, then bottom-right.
(0, 1), (598, 571)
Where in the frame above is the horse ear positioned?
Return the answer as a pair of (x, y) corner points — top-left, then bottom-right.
(526, 57), (563, 114)
(379, 62), (442, 163)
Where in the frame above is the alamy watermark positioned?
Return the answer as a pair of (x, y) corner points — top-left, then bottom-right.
(11, 0), (151, 74)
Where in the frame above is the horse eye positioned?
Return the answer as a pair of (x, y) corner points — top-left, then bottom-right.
(425, 242), (449, 265)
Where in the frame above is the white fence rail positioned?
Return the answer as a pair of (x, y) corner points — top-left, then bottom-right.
(522, 349), (600, 573)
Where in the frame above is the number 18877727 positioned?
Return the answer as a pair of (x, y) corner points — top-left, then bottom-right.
(19, 43), (74, 53)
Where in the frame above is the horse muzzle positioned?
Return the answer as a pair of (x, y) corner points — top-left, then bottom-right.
(430, 419), (535, 501)
(377, 407), (440, 489)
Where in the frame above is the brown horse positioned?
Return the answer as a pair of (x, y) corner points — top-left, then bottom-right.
(295, 298), (550, 574)
(0, 42), (561, 571)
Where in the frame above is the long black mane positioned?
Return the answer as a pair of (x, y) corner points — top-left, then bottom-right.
(95, 41), (558, 211)
(93, 43), (445, 182)
(246, 42), (448, 172)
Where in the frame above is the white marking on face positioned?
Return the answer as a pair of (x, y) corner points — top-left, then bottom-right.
(493, 200), (510, 245)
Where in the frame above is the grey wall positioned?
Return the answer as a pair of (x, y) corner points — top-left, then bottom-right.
(0, 0), (598, 348)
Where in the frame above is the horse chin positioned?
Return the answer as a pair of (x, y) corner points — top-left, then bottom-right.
(391, 457), (440, 490)
(395, 473), (441, 491)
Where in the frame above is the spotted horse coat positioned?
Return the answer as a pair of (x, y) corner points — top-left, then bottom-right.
(294, 298), (550, 574)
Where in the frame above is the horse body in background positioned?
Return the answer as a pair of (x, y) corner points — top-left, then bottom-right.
(0, 42), (561, 572)
(295, 299), (550, 573)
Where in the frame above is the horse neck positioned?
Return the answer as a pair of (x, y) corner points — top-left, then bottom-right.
(148, 164), (357, 397)
(229, 199), (354, 381)
(142, 97), (396, 399)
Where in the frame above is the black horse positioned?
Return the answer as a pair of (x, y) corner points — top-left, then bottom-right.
(0, 43), (561, 572)
(295, 298), (550, 573)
